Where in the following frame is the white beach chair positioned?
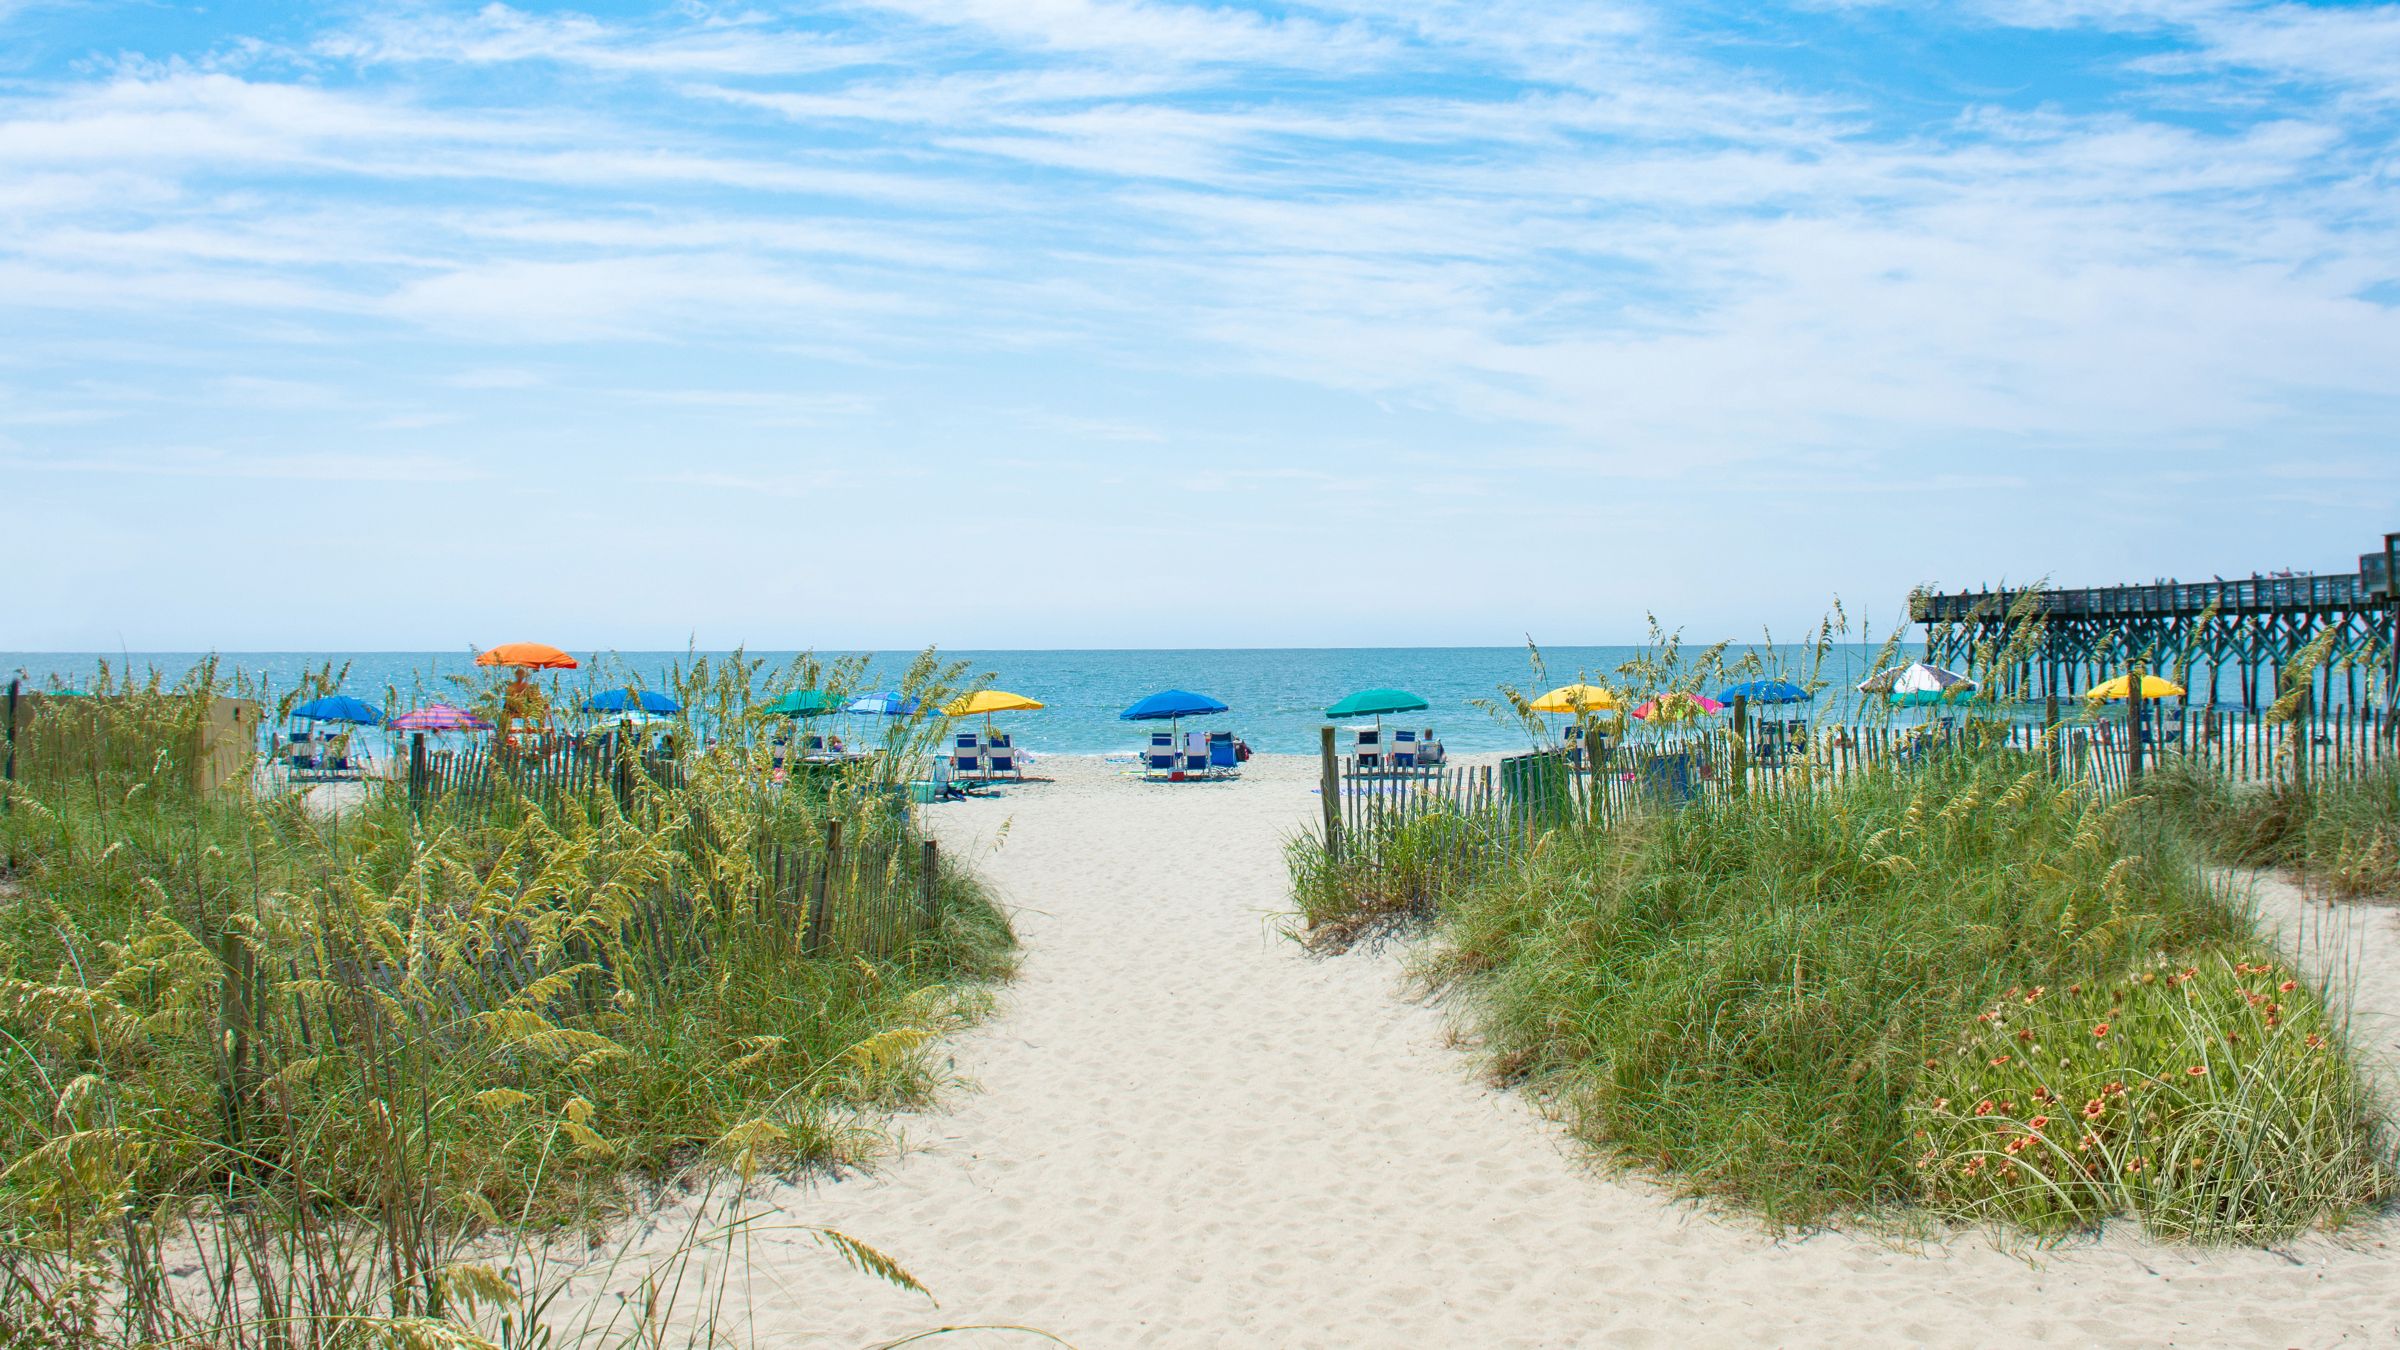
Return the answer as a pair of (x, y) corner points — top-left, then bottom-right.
(1390, 728), (1419, 768)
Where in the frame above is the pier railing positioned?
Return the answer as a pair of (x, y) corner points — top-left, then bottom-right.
(1912, 574), (2374, 624)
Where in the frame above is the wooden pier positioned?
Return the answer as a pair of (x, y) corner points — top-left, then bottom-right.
(1909, 533), (2400, 713)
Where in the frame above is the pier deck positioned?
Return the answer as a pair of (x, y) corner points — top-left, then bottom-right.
(1909, 534), (2398, 712)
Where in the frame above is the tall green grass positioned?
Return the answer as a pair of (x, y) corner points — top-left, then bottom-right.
(0, 659), (1014, 1346)
(2145, 758), (2400, 899)
(1348, 750), (2390, 1236)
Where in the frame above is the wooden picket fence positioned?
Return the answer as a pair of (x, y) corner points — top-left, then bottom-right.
(410, 740), (687, 814)
(1316, 706), (2398, 884)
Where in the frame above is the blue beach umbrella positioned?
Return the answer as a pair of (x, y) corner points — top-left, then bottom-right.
(1121, 689), (1230, 721)
(845, 692), (923, 716)
(1716, 679), (1811, 706)
(584, 688), (681, 715)
(1121, 689), (1230, 748)
(290, 694), (382, 725)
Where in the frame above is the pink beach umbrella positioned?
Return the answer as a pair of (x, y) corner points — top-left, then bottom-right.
(1632, 693), (1726, 723)
(388, 703), (492, 733)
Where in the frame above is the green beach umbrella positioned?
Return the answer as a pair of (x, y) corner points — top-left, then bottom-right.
(1325, 687), (1431, 734)
(760, 689), (836, 717)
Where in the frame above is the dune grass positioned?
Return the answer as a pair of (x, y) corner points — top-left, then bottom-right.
(2144, 758), (2400, 900)
(1304, 745), (2392, 1237)
(0, 660), (1013, 1347)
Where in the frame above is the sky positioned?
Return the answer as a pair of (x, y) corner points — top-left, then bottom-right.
(2, 0), (2397, 652)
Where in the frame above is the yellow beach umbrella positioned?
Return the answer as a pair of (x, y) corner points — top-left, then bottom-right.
(943, 689), (1044, 743)
(2084, 673), (2187, 701)
(1529, 683), (1620, 714)
(944, 690), (1045, 717)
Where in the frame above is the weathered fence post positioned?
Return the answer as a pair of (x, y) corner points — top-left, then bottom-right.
(1730, 694), (1749, 797)
(807, 819), (843, 955)
(3, 678), (16, 869)
(216, 924), (257, 1150)
(2126, 663), (2146, 783)
(1318, 724), (1341, 860)
(407, 731), (427, 816)
(919, 839), (939, 928)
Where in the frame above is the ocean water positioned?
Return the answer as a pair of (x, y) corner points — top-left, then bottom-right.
(4, 646), (1910, 756)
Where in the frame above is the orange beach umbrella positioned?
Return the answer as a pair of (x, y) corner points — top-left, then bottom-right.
(476, 642), (579, 670)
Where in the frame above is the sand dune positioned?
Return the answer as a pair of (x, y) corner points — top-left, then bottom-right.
(564, 753), (2400, 1348)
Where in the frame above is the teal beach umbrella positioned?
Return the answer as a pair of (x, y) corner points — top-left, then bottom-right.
(1325, 687), (1431, 735)
(1325, 688), (1430, 720)
(761, 690), (837, 717)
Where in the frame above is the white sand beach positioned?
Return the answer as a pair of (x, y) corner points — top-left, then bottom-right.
(566, 754), (2400, 1348)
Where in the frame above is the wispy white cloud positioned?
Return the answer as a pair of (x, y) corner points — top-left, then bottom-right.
(2, 0), (2396, 643)
(318, 3), (881, 76)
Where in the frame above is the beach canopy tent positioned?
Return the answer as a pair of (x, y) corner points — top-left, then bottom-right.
(290, 694), (382, 725)
(1325, 688), (1429, 722)
(388, 704), (491, 732)
(1529, 683), (1620, 714)
(846, 692), (924, 716)
(761, 690), (837, 717)
(476, 642), (579, 671)
(1634, 693), (1725, 723)
(584, 689), (680, 715)
(2085, 673), (2188, 701)
(1716, 679), (1810, 706)
(1858, 661), (1976, 707)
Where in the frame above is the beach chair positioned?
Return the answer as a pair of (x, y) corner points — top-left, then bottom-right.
(1208, 736), (1239, 771)
(1417, 730), (1446, 767)
(1390, 728), (1419, 769)
(951, 738), (986, 781)
(987, 742), (1022, 781)
(1143, 740), (1180, 777)
(1352, 726), (1384, 771)
(286, 732), (318, 776)
(1638, 751), (1697, 806)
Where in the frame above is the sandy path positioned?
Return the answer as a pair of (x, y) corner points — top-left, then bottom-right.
(594, 755), (2400, 1348)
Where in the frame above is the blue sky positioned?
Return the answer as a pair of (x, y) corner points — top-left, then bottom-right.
(2, 0), (2396, 651)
